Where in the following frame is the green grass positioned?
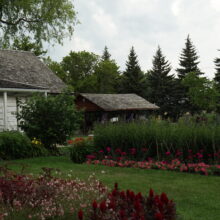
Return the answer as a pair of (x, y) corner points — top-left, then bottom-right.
(1, 156), (220, 220)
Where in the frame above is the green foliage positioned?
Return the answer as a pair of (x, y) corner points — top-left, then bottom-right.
(182, 72), (220, 112)
(147, 46), (176, 117)
(94, 118), (220, 161)
(61, 51), (100, 91)
(95, 60), (120, 93)
(0, 131), (48, 160)
(120, 46), (146, 96)
(69, 137), (95, 163)
(0, 0), (77, 45)
(2, 36), (47, 57)
(17, 92), (82, 150)
(176, 35), (202, 79)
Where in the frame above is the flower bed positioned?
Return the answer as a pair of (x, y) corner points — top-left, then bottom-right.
(0, 165), (177, 220)
(0, 166), (107, 220)
(86, 159), (220, 176)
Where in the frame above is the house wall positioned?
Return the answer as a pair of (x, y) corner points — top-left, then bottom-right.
(0, 96), (3, 131)
(0, 95), (18, 131)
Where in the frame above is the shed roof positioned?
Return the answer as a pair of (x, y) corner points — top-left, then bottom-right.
(78, 93), (159, 111)
(0, 50), (66, 93)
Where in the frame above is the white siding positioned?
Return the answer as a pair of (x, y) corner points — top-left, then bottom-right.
(0, 95), (18, 131)
(0, 97), (3, 131)
(7, 96), (17, 130)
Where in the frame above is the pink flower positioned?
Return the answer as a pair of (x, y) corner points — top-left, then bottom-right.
(106, 147), (111, 152)
(86, 155), (96, 160)
(166, 151), (171, 156)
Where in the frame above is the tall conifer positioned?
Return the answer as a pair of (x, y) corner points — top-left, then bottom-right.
(214, 51), (220, 89)
(102, 46), (111, 61)
(147, 46), (176, 117)
(176, 35), (201, 79)
(120, 46), (145, 96)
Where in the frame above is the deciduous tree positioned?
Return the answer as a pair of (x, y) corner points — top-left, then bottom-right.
(0, 0), (77, 46)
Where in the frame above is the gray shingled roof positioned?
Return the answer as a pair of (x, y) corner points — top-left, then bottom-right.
(79, 93), (159, 111)
(0, 79), (48, 90)
(0, 50), (66, 93)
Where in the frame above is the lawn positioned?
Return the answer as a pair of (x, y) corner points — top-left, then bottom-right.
(1, 156), (220, 220)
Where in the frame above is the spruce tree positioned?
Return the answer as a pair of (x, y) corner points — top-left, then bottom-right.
(120, 46), (145, 96)
(176, 35), (201, 79)
(147, 46), (176, 117)
(102, 46), (111, 61)
(214, 51), (220, 89)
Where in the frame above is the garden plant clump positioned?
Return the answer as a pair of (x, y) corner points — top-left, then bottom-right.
(69, 137), (96, 163)
(79, 183), (177, 220)
(0, 165), (107, 220)
(94, 116), (220, 163)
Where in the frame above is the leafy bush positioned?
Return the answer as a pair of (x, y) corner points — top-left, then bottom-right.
(17, 91), (82, 151)
(94, 118), (220, 163)
(69, 137), (96, 163)
(0, 131), (49, 160)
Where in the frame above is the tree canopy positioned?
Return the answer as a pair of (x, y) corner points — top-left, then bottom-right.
(0, 0), (77, 45)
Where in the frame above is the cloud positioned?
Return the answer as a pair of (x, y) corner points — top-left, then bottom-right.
(47, 0), (220, 78)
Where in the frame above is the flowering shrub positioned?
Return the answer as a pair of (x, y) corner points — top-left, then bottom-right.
(79, 183), (177, 220)
(87, 159), (220, 176)
(69, 137), (96, 163)
(0, 165), (107, 219)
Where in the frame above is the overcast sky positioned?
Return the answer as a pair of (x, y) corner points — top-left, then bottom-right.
(47, 0), (220, 79)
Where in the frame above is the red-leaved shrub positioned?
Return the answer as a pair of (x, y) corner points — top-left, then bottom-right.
(78, 183), (177, 220)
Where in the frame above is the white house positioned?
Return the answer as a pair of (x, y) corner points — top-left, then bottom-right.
(0, 50), (66, 131)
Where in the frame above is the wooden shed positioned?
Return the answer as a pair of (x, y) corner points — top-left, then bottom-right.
(75, 93), (159, 131)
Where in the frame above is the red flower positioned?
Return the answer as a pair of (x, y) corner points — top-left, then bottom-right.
(160, 192), (169, 204)
(154, 212), (163, 220)
(67, 140), (73, 144)
(92, 200), (98, 210)
(100, 201), (107, 212)
(149, 188), (154, 197)
(78, 210), (83, 220)
(114, 182), (118, 190)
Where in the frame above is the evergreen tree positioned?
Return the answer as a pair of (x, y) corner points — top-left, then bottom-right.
(176, 35), (201, 79)
(147, 46), (176, 117)
(214, 50), (220, 89)
(120, 46), (145, 96)
(102, 46), (111, 61)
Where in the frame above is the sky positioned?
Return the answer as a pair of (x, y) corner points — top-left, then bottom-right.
(47, 0), (220, 79)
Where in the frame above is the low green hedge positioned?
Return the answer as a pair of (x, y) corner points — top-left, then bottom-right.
(0, 131), (49, 160)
